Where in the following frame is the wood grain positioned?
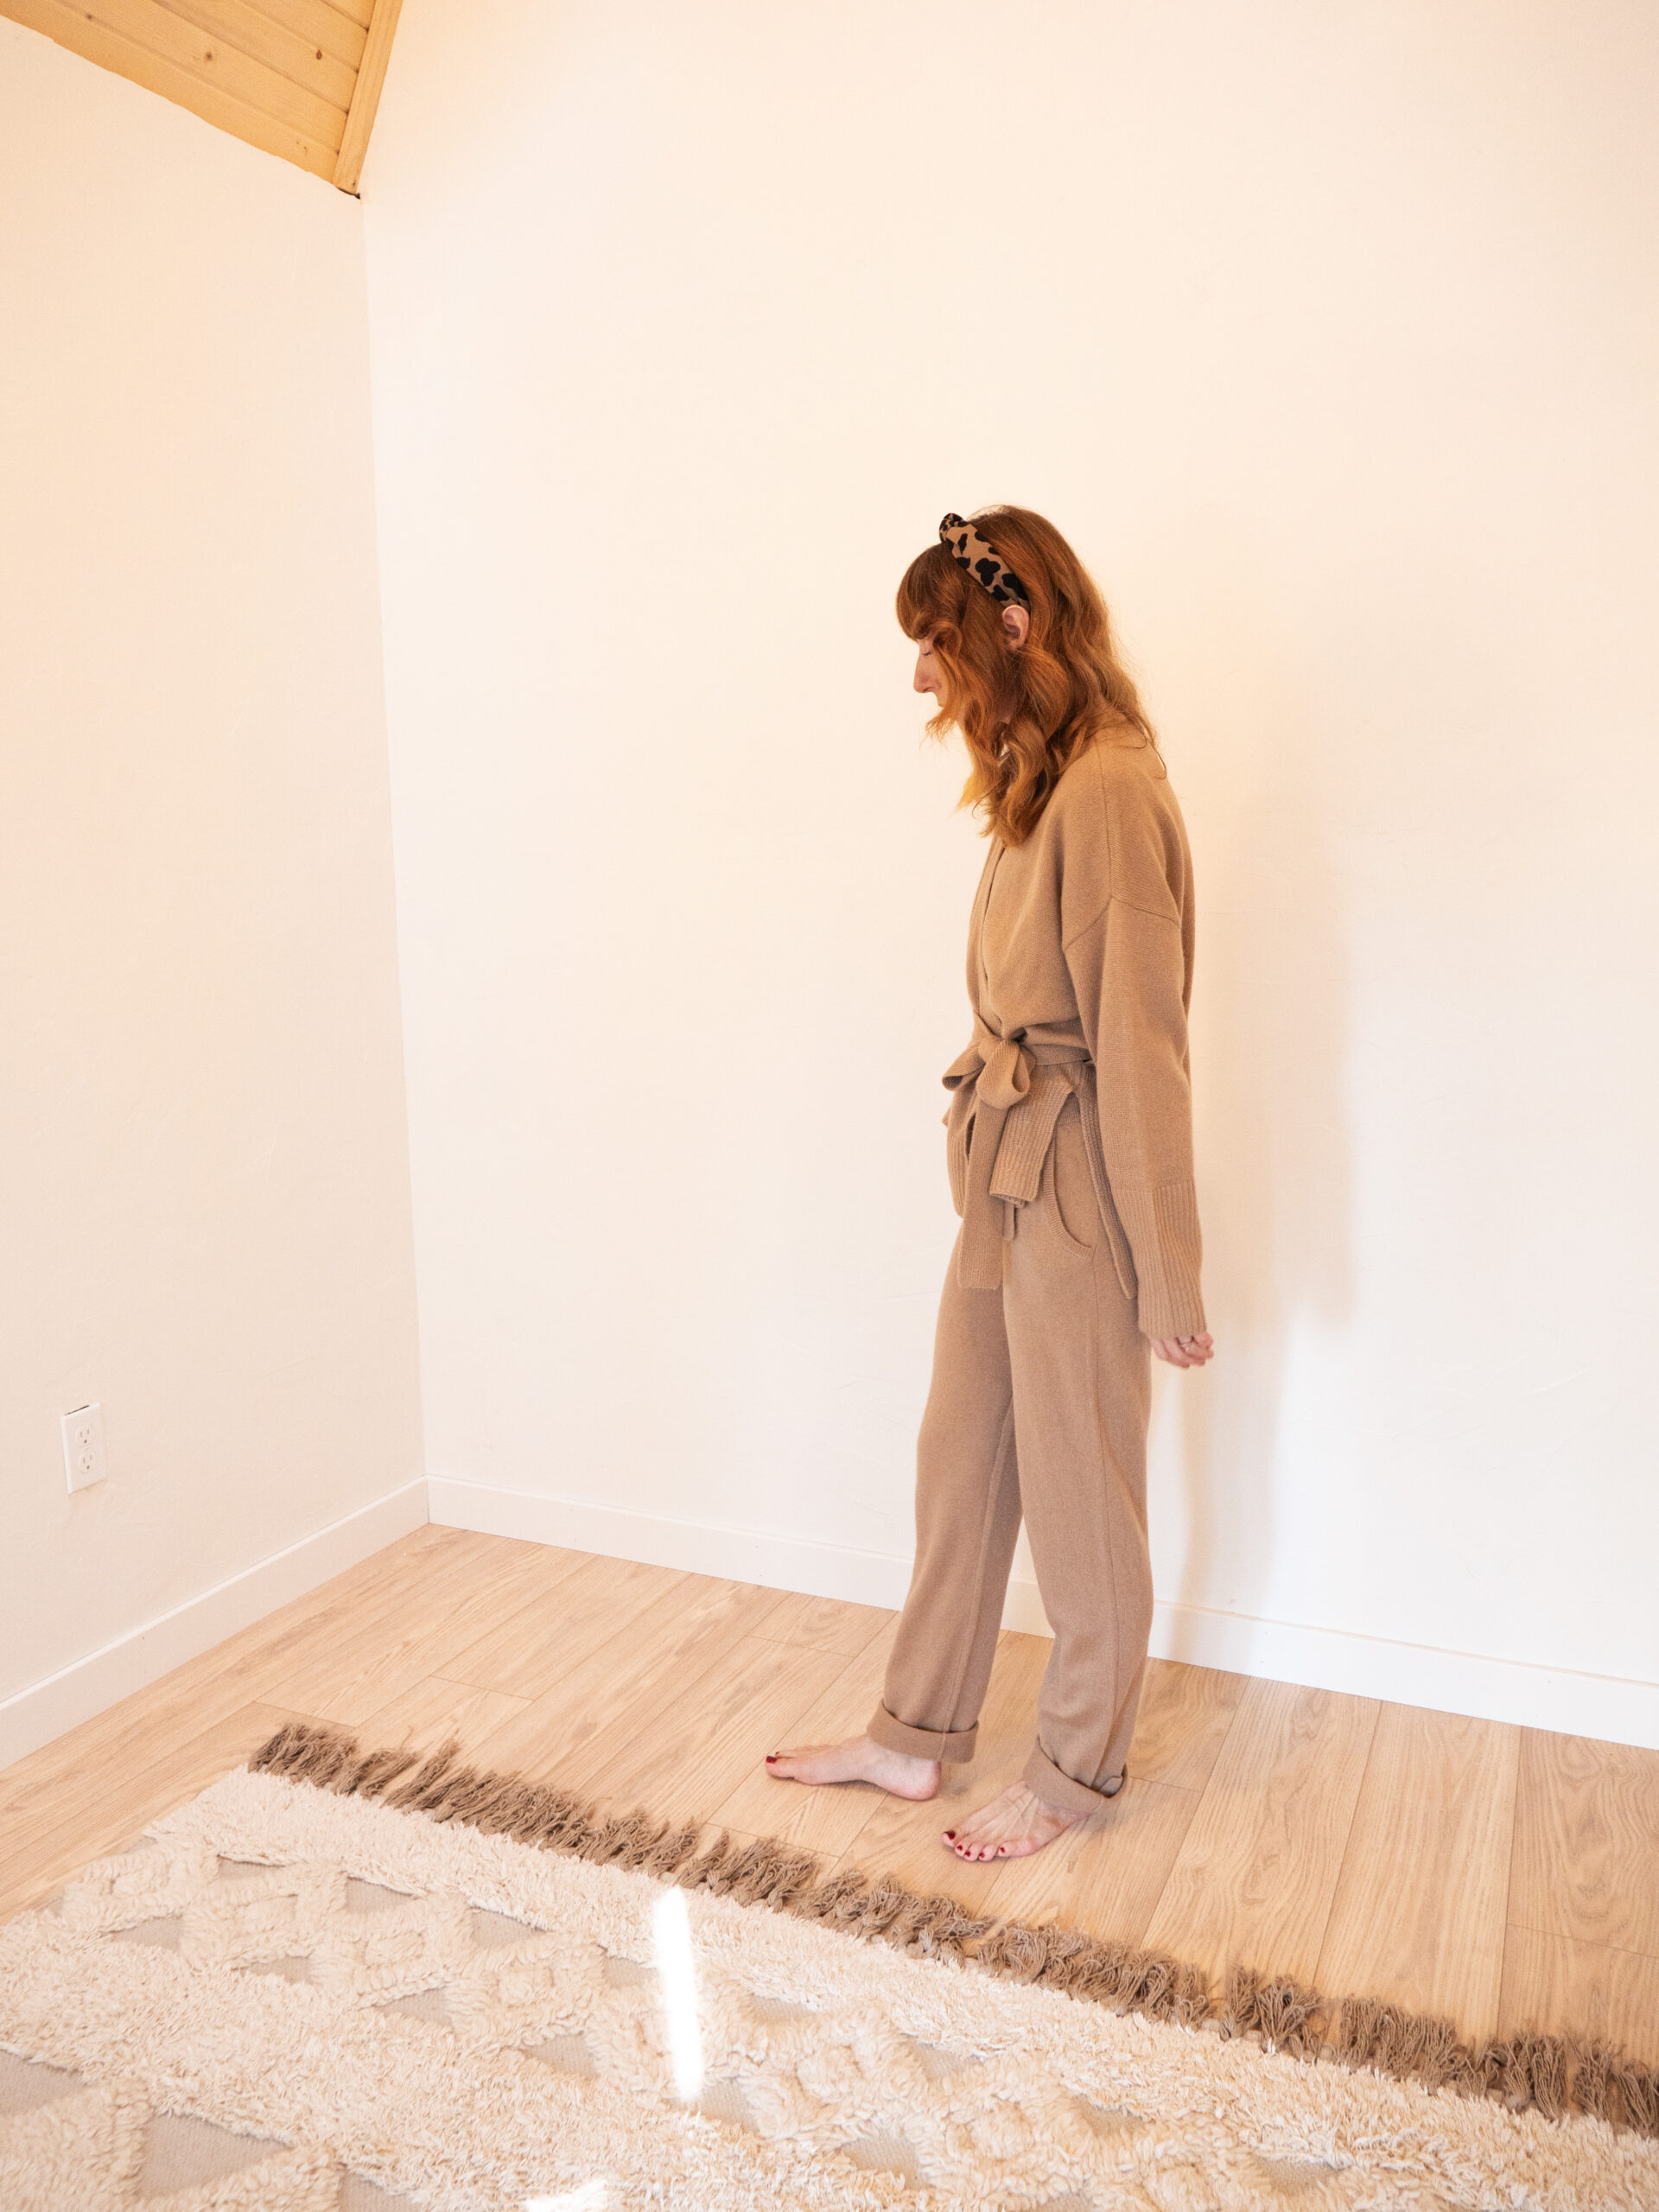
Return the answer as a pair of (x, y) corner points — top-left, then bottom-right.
(238, 0), (365, 70)
(235, 1529), (527, 1716)
(752, 1589), (895, 1658)
(357, 1673), (531, 1757)
(1499, 1922), (1659, 2054)
(1510, 1728), (1659, 1958)
(164, 0), (355, 107)
(1317, 1704), (1519, 2041)
(79, 0), (347, 142)
(283, 1535), (593, 1726)
(1143, 1677), (1379, 1988)
(466, 1573), (798, 1783)
(1128, 1657), (1251, 1792)
(557, 1634), (855, 1831)
(441, 1553), (687, 1700)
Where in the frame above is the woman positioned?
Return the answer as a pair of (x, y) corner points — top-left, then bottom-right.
(767, 506), (1214, 1863)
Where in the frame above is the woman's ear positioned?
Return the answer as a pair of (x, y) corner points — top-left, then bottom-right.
(1001, 602), (1030, 649)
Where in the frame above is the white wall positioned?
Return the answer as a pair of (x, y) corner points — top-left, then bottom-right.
(0, 23), (424, 1760)
(365, 1), (1659, 1738)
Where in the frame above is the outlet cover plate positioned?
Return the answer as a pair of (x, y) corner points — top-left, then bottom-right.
(62, 1402), (105, 1492)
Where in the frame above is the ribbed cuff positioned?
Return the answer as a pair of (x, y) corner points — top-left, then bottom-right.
(868, 1702), (978, 1764)
(1023, 1745), (1127, 1815)
(1113, 1178), (1206, 1341)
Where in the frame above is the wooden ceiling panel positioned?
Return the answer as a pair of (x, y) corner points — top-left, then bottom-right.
(2, 0), (402, 192)
(166, 0), (359, 115)
(244, 0), (365, 74)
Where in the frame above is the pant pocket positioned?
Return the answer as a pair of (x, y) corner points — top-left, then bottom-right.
(1046, 1096), (1098, 1255)
(945, 1092), (975, 1217)
(1070, 1070), (1138, 1300)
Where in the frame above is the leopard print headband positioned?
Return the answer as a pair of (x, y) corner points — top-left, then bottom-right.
(938, 512), (1031, 609)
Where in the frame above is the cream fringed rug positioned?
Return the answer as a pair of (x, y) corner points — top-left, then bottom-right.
(3, 1731), (1658, 2211)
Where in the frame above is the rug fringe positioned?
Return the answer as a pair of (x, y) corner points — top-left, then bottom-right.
(1224, 1964), (1323, 2055)
(245, 1720), (1658, 2139)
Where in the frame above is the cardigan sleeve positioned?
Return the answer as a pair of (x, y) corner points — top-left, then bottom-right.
(1061, 776), (1206, 1341)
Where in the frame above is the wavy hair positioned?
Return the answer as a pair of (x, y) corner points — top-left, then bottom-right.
(896, 505), (1160, 846)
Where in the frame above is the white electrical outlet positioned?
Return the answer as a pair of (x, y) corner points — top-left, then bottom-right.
(62, 1402), (106, 1492)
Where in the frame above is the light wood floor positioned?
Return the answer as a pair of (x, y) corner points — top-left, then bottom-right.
(3, 1525), (1657, 2056)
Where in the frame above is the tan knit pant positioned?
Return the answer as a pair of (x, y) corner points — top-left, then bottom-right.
(868, 1094), (1154, 1814)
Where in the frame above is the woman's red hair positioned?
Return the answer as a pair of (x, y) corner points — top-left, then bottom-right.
(897, 505), (1160, 846)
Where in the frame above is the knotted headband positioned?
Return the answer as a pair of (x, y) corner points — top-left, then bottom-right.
(938, 512), (1031, 609)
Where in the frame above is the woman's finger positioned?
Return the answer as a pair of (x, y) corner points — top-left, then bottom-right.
(1153, 1333), (1216, 1367)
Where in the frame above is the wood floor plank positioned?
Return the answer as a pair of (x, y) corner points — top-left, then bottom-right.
(167, 1525), (505, 1722)
(1498, 1922), (1659, 2055)
(279, 1534), (594, 1726)
(708, 1624), (900, 1857)
(1510, 1729), (1659, 1959)
(988, 1775), (1202, 1945)
(465, 1573), (801, 1783)
(751, 1590), (896, 1658)
(1128, 1659), (1251, 1793)
(212, 1532), (499, 1723)
(1316, 1705), (1519, 2041)
(1141, 1677), (1378, 1989)
(439, 1554), (689, 1700)
(0, 1700), (311, 1922)
(356, 1673), (532, 1757)
(560, 1634), (854, 1831)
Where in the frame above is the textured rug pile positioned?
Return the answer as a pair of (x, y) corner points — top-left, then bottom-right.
(2, 1726), (1656, 2210)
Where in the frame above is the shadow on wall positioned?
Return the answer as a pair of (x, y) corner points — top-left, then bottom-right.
(1160, 570), (1355, 1628)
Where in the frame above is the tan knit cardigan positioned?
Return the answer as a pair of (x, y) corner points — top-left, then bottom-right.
(942, 729), (1206, 1341)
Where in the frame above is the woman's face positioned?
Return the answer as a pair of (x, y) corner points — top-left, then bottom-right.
(912, 630), (943, 696)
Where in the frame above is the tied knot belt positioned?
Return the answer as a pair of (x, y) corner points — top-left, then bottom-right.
(944, 1022), (1093, 1292)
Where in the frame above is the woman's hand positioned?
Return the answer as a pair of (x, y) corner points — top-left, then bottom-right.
(1150, 1332), (1214, 1369)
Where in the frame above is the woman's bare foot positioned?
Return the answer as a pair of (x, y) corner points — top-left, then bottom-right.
(765, 1734), (940, 1801)
(943, 1782), (1086, 1861)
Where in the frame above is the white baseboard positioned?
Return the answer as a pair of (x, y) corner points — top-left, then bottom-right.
(428, 1477), (918, 1613)
(0, 1477), (430, 1773)
(429, 1477), (1659, 1753)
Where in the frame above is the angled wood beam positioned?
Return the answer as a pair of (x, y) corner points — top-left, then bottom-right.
(332, 0), (399, 194)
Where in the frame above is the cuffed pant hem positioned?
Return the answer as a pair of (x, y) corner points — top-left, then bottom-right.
(1023, 1745), (1125, 1815)
(868, 1702), (978, 1764)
